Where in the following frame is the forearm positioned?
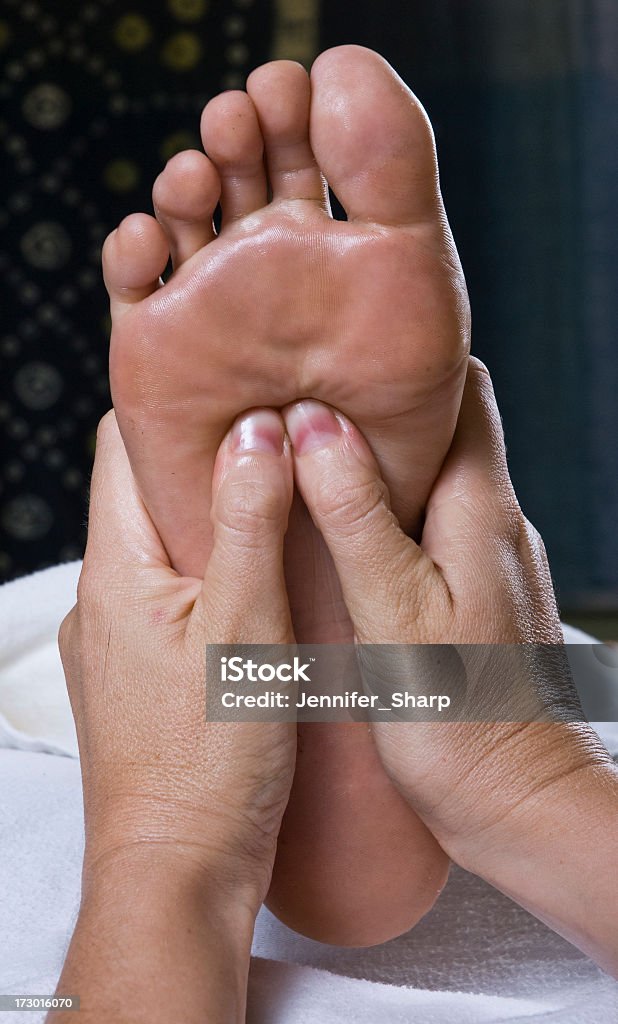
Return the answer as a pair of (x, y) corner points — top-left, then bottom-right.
(48, 847), (257, 1024)
(457, 756), (618, 976)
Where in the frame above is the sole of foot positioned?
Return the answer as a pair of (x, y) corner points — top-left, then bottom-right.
(105, 45), (466, 945)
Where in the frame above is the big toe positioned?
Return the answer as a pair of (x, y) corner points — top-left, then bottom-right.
(310, 45), (441, 225)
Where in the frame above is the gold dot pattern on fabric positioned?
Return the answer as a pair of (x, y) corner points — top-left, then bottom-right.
(1, 0), (322, 581)
(161, 31), (202, 70)
(160, 130), (201, 162)
(271, 0), (319, 67)
(13, 362), (64, 411)
(103, 158), (141, 192)
(167, 0), (209, 23)
(114, 13), (153, 52)
(1, 495), (54, 541)
(20, 222), (73, 270)
(224, 15), (246, 37)
(226, 41), (250, 66)
(0, 19), (12, 48)
(22, 83), (72, 130)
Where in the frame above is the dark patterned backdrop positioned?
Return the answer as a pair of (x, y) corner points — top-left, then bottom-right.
(1, 0), (617, 610)
(0, 0), (304, 579)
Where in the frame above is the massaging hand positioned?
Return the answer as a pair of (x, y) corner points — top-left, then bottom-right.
(282, 358), (618, 975)
(59, 408), (297, 910)
(283, 358), (591, 839)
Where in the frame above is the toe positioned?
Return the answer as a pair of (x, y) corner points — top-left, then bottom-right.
(309, 45), (441, 225)
(102, 213), (169, 312)
(247, 61), (327, 206)
(200, 90), (267, 225)
(152, 150), (220, 269)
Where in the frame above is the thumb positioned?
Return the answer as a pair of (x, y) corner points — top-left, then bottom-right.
(283, 400), (437, 641)
(198, 409), (295, 644)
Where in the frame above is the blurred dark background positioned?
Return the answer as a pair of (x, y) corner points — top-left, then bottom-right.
(1, 0), (617, 625)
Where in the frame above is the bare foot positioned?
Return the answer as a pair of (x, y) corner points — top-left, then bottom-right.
(104, 46), (468, 945)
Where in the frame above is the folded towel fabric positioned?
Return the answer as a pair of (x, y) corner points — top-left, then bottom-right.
(0, 561), (80, 756)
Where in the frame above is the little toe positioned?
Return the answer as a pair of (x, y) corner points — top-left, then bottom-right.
(200, 90), (267, 225)
(152, 150), (220, 269)
(102, 213), (169, 314)
(247, 61), (327, 206)
(310, 45), (441, 226)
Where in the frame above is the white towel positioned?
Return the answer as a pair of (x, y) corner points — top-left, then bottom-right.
(0, 564), (617, 1023)
(0, 561), (79, 757)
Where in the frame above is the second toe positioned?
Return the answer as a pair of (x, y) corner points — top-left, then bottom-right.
(247, 60), (327, 207)
(200, 90), (267, 225)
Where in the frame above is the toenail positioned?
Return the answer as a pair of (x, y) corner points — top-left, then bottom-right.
(285, 400), (342, 455)
(231, 409), (284, 455)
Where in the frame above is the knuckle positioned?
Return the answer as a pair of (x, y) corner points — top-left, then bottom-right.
(75, 561), (107, 612)
(516, 515), (556, 592)
(75, 566), (93, 606)
(503, 506), (543, 563)
(313, 473), (388, 538)
(216, 477), (285, 547)
(57, 607), (76, 656)
(489, 484), (527, 548)
(382, 574), (413, 632)
(385, 551), (431, 627)
(521, 517), (547, 561)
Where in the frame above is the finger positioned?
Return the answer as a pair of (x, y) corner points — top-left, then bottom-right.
(421, 358), (522, 574)
(434, 357), (511, 495)
(424, 359), (562, 639)
(283, 400), (440, 642)
(83, 410), (170, 576)
(198, 409), (295, 643)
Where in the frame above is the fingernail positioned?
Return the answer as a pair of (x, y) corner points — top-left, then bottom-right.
(231, 409), (284, 455)
(285, 400), (342, 455)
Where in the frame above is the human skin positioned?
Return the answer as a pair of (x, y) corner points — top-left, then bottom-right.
(52, 407), (299, 1023)
(51, 363), (616, 1024)
(103, 45), (466, 943)
(282, 359), (618, 977)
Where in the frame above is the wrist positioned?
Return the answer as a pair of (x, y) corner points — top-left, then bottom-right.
(82, 838), (264, 938)
(55, 843), (258, 1023)
(425, 722), (609, 868)
(447, 738), (618, 975)
(82, 788), (278, 918)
